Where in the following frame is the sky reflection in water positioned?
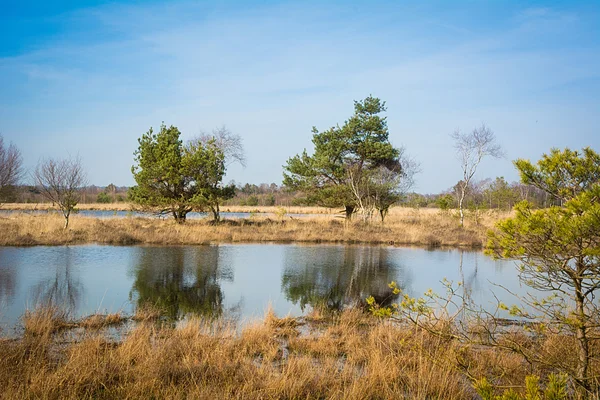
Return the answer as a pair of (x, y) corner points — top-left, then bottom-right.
(0, 244), (519, 332)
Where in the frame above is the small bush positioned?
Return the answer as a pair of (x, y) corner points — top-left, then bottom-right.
(245, 196), (259, 206)
(96, 192), (112, 203)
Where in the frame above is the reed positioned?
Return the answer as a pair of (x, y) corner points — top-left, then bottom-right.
(23, 306), (72, 336)
(79, 313), (126, 329)
(0, 305), (534, 399)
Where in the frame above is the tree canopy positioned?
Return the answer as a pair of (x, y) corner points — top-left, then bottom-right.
(130, 123), (235, 222)
(514, 147), (600, 204)
(283, 96), (413, 220)
(488, 147), (600, 394)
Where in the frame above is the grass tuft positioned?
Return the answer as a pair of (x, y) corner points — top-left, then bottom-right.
(79, 312), (126, 329)
(23, 306), (72, 336)
(0, 305), (589, 399)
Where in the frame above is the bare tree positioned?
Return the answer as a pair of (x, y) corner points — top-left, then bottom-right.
(451, 124), (503, 226)
(395, 148), (421, 197)
(191, 126), (245, 222)
(34, 157), (87, 229)
(195, 126), (246, 168)
(372, 148), (421, 223)
(0, 135), (24, 204)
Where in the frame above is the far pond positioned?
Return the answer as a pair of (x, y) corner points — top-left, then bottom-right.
(0, 209), (314, 219)
(0, 244), (524, 332)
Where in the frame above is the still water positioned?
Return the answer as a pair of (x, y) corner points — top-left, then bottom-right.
(0, 244), (521, 331)
(0, 210), (313, 219)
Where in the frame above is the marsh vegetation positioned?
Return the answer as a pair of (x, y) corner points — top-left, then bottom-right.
(0, 206), (502, 247)
(0, 303), (588, 400)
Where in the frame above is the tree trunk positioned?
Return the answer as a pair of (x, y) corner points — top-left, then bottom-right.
(574, 277), (591, 393)
(172, 207), (187, 224)
(379, 208), (388, 225)
(210, 203), (220, 222)
(345, 205), (354, 220)
(63, 209), (70, 229)
(458, 187), (466, 227)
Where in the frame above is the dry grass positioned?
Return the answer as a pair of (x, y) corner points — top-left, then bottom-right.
(0, 203), (338, 214)
(79, 313), (125, 329)
(0, 207), (509, 247)
(223, 205), (337, 214)
(23, 306), (73, 336)
(132, 303), (165, 322)
(2, 304), (593, 399)
(23, 307), (128, 334)
(0, 305), (537, 400)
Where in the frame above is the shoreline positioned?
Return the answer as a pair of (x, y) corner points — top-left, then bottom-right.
(0, 202), (338, 214)
(0, 208), (503, 248)
(0, 305), (573, 399)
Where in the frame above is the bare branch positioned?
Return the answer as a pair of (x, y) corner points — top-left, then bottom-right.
(194, 126), (246, 168)
(397, 147), (421, 194)
(33, 157), (87, 229)
(0, 135), (24, 203)
(450, 123), (503, 226)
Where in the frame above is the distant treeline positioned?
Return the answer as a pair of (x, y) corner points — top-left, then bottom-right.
(3, 178), (558, 211)
(222, 178), (558, 210)
(8, 184), (129, 204)
(408, 177), (560, 210)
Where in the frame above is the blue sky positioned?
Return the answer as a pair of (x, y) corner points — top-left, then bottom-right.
(1, 0), (599, 193)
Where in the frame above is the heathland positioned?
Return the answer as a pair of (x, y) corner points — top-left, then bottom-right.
(2, 196), (596, 398)
(0, 204), (505, 248)
(0, 304), (582, 400)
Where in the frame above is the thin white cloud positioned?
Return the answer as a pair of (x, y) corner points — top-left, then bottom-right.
(0, 2), (598, 191)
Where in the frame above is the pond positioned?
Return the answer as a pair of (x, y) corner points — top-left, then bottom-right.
(0, 244), (523, 333)
(0, 209), (315, 219)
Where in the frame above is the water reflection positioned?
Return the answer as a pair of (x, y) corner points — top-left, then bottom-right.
(281, 246), (411, 311)
(0, 244), (519, 331)
(458, 250), (481, 301)
(31, 247), (83, 313)
(129, 247), (234, 319)
(0, 264), (16, 306)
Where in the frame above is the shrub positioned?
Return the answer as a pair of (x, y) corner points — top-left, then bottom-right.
(245, 196), (259, 206)
(96, 192), (112, 203)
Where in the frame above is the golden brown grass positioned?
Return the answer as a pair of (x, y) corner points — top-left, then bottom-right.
(23, 306), (73, 336)
(132, 303), (165, 322)
(223, 205), (337, 214)
(2, 304), (593, 399)
(0, 206), (509, 247)
(0, 306), (518, 399)
(23, 307), (127, 334)
(0, 203), (338, 214)
(79, 313), (125, 329)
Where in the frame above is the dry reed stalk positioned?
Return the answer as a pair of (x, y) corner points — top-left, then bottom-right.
(0, 306), (579, 399)
(23, 306), (73, 336)
(132, 303), (165, 322)
(78, 313), (125, 329)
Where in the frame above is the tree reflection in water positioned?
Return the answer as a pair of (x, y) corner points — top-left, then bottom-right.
(282, 245), (412, 312)
(457, 250), (483, 305)
(31, 247), (82, 314)
(129, 246), (234, 320)
(0, 263), (16, 307)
